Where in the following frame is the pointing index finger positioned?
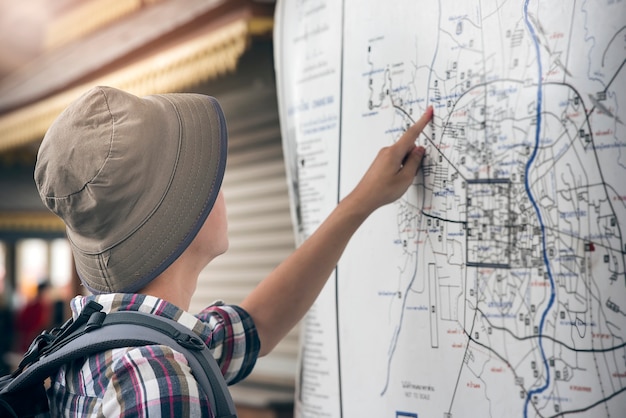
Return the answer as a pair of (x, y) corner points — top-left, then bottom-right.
(396, 105), (433, 152)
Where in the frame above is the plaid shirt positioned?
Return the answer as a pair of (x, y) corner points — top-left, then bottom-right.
(47, 293), (260, 417)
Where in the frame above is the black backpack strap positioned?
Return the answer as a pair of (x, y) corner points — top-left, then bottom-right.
(4, 309), (237, 418)
(104, 311), (237, 418)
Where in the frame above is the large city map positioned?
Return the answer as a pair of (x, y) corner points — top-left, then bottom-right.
(274, 0), (626, 417)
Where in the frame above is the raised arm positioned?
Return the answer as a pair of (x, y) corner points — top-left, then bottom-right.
(241, 106), (433, 356)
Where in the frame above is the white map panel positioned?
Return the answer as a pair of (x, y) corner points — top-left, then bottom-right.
(275, 0), (626, 417)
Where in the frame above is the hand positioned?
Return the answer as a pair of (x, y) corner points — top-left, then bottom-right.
(347, 106), (433, 214)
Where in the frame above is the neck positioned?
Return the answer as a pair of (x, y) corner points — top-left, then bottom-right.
(138, 252), (204, 311)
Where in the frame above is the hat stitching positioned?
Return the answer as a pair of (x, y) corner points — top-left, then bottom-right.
(69, 91), (181, 257)
(124, 96), (215, 281)
(132, 97), (222, 287)
(41, 87), (117, 202)
(93, 95), (215, 293)
(109, 95), (187, 275)
(97, 251), (112, 292)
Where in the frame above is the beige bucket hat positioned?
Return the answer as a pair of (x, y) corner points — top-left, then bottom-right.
(35, 86), (228, 294)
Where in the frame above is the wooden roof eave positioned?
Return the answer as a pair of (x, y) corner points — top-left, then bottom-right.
(0, 2), (274, 153)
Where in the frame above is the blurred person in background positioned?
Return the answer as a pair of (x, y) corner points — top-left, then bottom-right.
(14, 281), (52, 353)
(0, 295), (13, 374)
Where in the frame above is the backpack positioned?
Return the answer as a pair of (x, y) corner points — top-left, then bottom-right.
(0, 300), (237, 418)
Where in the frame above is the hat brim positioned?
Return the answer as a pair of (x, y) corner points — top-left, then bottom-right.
(71, 93), (227, 294)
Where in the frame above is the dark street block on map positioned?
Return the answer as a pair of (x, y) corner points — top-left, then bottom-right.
(466, 178), (511, 269)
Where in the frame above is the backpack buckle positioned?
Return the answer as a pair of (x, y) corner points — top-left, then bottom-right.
(85, 311), (107, 332)
(15, 332), (55, 374)
(173, 332), (205, 351)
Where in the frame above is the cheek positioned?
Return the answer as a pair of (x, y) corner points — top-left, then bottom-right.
(210, 194), (229, 253)
(219, 213), (229, 252)
(193, 214), (227, 260)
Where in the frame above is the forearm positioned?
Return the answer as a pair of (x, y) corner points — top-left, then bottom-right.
(242, 106), (432, 357)
(240, 192), (370, 356)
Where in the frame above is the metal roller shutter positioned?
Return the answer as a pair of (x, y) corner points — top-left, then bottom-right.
(188, 42), (298, 387)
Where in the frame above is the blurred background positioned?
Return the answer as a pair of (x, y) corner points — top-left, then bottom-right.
(0, 1), (296, 417)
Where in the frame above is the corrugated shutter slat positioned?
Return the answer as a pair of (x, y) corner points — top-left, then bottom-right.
(189, 53), (298, 387)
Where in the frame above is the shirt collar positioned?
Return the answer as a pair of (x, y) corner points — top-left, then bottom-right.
(69, 293), (212, 345)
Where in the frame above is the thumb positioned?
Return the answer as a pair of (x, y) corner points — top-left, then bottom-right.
(400, 146), (426, 179)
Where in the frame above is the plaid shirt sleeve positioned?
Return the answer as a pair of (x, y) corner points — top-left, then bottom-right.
(195, 302), (260, 385)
